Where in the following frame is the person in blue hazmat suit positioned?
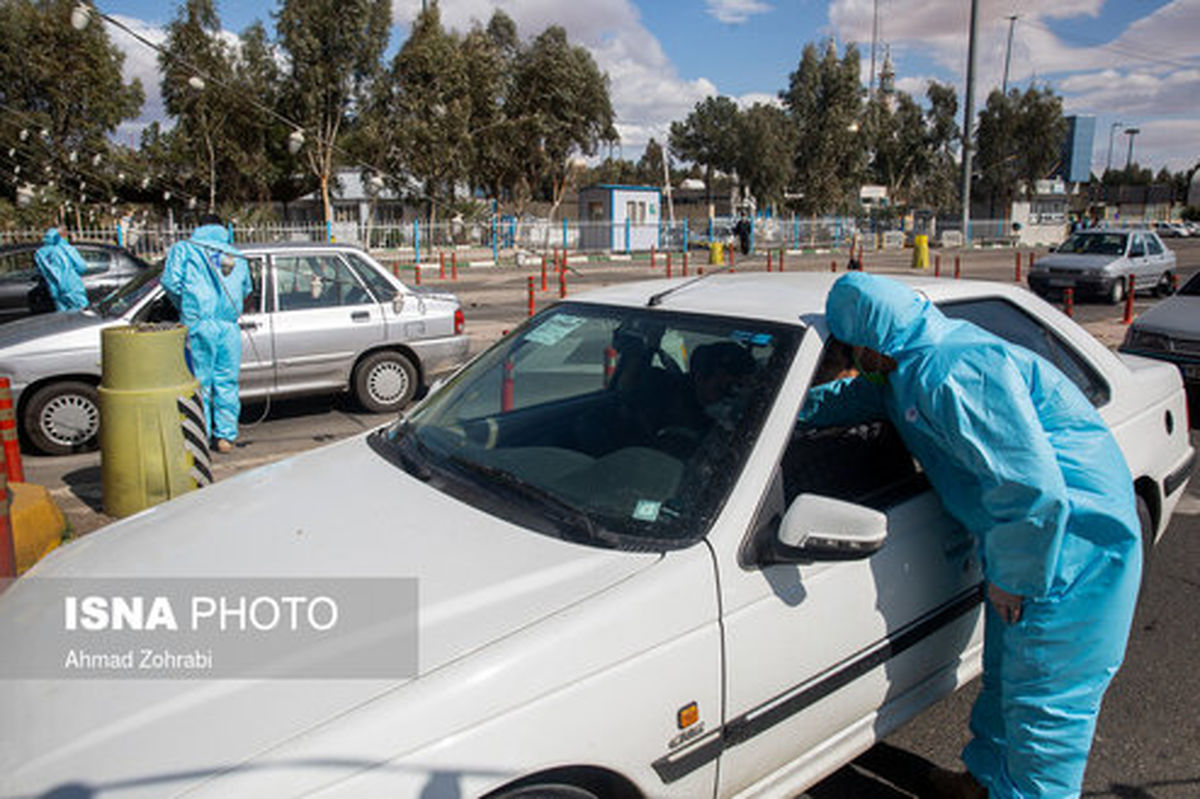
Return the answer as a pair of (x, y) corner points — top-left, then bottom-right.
(34, 228), (90, 311)
(161, 217), (251, 454)
(799, 272), (1142, 799)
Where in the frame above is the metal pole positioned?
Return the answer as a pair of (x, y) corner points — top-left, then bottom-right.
(1106, 122), (1125, 174)
(960, 0), (979, 247)
(1001, 16), (1018, 95)
(1124, 128), (1140, 171)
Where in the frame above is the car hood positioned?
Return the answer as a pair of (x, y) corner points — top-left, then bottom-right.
(0, 435), (659, 797)
(1035, 253), (1121, 272)
(1128, 294), (1200, 337)
(0, 308), (111, 354)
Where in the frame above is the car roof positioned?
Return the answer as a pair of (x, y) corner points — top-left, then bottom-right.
(566, 271), (1027, 327)
(235, 241), (370, 255)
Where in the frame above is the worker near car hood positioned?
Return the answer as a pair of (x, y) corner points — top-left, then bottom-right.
(161, 221), (251, 453)
(800, 271), (1142, 799)
(34, 228), (90, 311)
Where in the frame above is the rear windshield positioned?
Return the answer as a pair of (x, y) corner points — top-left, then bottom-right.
(1057, 233), (1127, 256)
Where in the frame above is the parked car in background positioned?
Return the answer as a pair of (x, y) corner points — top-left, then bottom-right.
(0, 273), (1191, 799)
(1121, 269), (1200, 404)
(1152, 221), (1190, 238)
(0, 242), (468, 454)
(0, 241), (154, 323)
(1027, 228), (1177, 304)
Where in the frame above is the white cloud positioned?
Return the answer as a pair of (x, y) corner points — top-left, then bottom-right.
(391, 0), (723, 151)
(705, 0), (774, 25)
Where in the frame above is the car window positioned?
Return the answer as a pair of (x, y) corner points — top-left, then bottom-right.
(1057, 233), (1126, 256)
(342, 251), (399, 301)
(0, 249), (37, 283)
(1129, 234), (1146, 258)
(76, 248), (112, 276)
(1145, 234), (1163, 256)
(381, 303), (801, 550)
(274, 255), (373, 311)
(244, 257), (266, 314)
(940, 298), (1110, 406)
(1180, 272), (1200, 296)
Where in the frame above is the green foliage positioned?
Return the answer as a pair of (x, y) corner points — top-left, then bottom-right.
(975, 85), (1067, 214)
(669, 96), (741, 203)
(276, 0), (391, 224)
(781, 40), (864, 213)
(735, 104), (795, 208)
(0, 0), (143, 214)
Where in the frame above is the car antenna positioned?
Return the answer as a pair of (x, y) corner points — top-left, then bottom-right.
(647, 263), (735, 307)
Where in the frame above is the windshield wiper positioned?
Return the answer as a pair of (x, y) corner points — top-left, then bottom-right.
(446, 455), (616, 547)
(386, 421), (433, 481)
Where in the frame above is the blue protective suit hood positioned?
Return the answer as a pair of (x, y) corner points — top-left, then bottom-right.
(825, 271), (941, 357)
(42, 228), (63, 246)
(34, 228), (89, 311)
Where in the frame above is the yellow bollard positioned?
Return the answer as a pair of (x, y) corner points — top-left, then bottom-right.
(709, 241), (725, 265)
(911, 234), (930, 269)
(100, 324), (211, 518)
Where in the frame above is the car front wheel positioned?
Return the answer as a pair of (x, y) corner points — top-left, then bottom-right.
(1107, 277), (1126, 305)
(22, 380), (101, 455)
(353, 350), (418, 413)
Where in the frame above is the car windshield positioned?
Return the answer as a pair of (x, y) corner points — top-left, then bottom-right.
(1056, 232), (1127, 256)
(374, 302), (802, 551)
(1180, 272), (1200, 297)
(94, 264), (162, 318)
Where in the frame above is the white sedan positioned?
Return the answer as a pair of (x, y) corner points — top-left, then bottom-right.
(0, 273), (1193, 799)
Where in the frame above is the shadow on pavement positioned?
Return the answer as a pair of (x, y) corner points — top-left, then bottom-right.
(61, 465), (102, 513)
(802, 743), (939, 798)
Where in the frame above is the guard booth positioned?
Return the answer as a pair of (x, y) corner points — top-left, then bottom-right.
(578, 185), (661, 252)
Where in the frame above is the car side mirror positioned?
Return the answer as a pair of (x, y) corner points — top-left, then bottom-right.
(766, 494), (887, 563)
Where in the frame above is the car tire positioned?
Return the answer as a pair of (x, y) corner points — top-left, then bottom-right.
(22, 380), (101, 456)
(1154, 272), (1175, 297)
(491, 784), (599, 799)
(1136, 493), (1156, 602)
(353, 350), (417, 413)
(1107, 277), (1125, 305)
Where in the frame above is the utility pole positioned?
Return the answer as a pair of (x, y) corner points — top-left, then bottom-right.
(1001, 16), (1018, 95)
(869, 0), (879, 98)
(960, 0), (979, 245)
(1105, 121), (1126, 174)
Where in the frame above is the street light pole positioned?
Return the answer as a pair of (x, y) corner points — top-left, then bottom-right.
(1124, 127), (1141, 171)
(1001, 16), (1018, 95)
(960, 0), (979, 245)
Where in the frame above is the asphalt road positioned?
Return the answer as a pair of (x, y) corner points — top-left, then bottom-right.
(17, 236), (1200, 799)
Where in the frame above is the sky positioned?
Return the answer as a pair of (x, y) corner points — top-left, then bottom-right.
(99, 0), (1200, 175)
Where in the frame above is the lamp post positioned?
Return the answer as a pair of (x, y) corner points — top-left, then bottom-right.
(1124, 127), (1141, 172)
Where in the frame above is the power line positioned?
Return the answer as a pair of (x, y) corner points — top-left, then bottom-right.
(1017, 15), (1200, 73)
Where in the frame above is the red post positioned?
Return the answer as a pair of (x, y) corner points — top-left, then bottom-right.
(1064, 287), (1075, 317)
(559, 266), (567, 298)
(603, 346), (618, 386)
(650, 245), (656, 269)
(698, 266), (705, 275)
(682, 250), (689, 277)
(934, 253), (941, 277)
(1029, 251), (1036, 271)
(451, 251), (458, 281)
(831, 259), (837, 273)
(1123, 275), (1135, 324)
(728, 246), (735, 270)
(766, 251), (773, 272)
(439, 250), (446, 280)
(392, 261), (400, 277)
(1172, 272), (1179, 293)
(0, 379), (24, 484)
(858, 242), (865, 264)
(541, 254), (548, 292)
(666, 252), (672, 278)
(414, 263), (421, 285)
(954, 255), (961, 280)
(527, 276), (535, 317)
(1014, 251), (1022, 283)
(778, 249), (785, 272)
(501, 357), (515, 413)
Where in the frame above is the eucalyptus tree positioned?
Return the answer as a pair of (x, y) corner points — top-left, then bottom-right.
(669, 96), (741, 208)
(735, 103), (796, 209)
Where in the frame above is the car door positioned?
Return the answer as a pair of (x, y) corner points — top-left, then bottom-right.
(711, 335), (982, 797)
(268, 252), (386, 394)
(237, 256), (273, 398)
(1126, 233), (1152, 289)
(1142, 233), (1173, 286)
(0, 247), (42, 320)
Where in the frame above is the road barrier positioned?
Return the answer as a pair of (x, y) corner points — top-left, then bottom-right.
(0, 379), (24, 484)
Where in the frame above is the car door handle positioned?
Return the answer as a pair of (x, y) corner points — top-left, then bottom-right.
(351, 311), (370, 322)
(239, 320), (259, 331)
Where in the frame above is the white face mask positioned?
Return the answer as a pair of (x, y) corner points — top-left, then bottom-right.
(220, 254), (236, 276)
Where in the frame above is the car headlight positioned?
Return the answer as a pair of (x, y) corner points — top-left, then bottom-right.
(1123, 327), (1171, 352)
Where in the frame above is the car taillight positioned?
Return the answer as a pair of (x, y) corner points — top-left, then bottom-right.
(454, 308), (464, 335)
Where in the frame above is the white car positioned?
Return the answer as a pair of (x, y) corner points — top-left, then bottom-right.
(1, 273), (1193, 799)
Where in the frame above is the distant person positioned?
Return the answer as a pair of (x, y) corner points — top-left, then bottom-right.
(161, 216), (251, 454)
(733, 211), (752, 256)
(34, 228), (89, 311)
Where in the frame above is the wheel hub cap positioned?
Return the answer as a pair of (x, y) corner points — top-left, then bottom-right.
(41, 394), (99, 446)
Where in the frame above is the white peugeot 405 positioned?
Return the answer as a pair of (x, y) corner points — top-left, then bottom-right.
(0, 273), (1193, 799)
